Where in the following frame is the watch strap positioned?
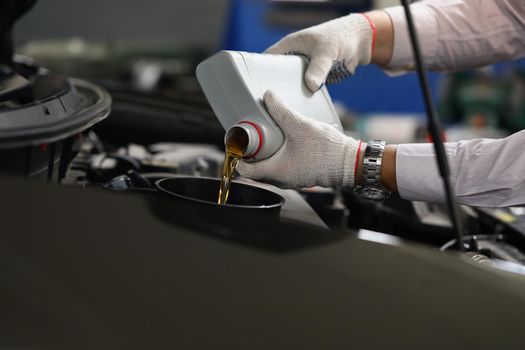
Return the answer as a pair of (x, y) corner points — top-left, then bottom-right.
(362, 140), (386, 186)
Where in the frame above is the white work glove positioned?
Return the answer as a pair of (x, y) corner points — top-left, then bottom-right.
(237, 90), (362, 189)
(266, 13), (375, 92)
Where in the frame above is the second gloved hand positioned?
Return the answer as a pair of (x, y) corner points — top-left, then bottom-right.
(237, 90), (362, 189)
(266, 13), (375, 92)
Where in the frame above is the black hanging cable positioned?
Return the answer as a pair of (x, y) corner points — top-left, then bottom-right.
(400, 0), (465, 251)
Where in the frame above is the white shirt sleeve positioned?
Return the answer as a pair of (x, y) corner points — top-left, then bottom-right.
(384, 0), (525, 72)
(396, 130), (525, 207)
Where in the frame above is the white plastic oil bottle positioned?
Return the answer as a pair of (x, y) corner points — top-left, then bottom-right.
(196, 51), (343, 161)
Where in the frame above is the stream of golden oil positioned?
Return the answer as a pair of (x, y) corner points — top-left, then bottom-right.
(218, 128), (248, 205)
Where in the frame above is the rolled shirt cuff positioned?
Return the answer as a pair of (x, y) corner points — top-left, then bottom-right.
(382, 4), (438, 75)
(396, 142), (457, 203)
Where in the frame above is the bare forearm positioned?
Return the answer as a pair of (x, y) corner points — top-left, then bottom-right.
(366, 10), (394, 67)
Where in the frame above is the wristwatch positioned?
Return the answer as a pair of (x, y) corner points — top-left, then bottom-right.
(354, 140), (390, 201)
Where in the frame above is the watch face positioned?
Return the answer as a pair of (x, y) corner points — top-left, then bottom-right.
(354, 186), (388, 201)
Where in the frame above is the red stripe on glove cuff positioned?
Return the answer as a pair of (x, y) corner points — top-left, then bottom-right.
(354, 139), (363, 179)
(360, 13), (377, 57)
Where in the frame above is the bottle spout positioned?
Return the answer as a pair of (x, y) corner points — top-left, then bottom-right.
(224, 121), (263, 159)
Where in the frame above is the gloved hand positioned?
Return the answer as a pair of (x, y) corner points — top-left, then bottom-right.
(237, 90), (362, 189)
(266, 13), (375, 92)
